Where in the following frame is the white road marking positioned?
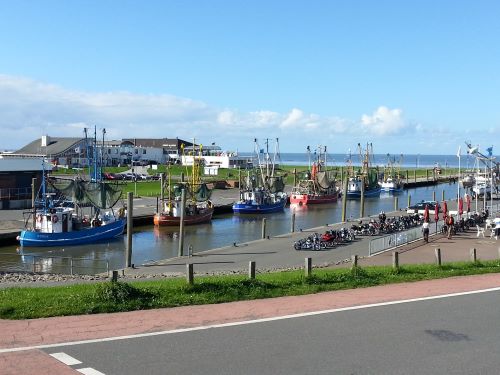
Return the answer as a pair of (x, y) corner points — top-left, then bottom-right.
(49, 352), (82, 365)
(2, 286), (500, 354)
(77, 368), (106, 375)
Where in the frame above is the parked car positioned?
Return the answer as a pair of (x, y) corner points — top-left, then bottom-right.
(406, 200), (438, 213)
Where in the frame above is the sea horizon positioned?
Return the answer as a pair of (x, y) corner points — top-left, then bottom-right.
(238, 152), (497, 169)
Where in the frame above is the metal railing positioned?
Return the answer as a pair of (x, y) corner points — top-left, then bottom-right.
(369, 222), (443, 256)
(0, 253), (110, 276)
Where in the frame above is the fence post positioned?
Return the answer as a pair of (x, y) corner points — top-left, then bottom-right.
(392, 251), (399, 270)
(305, 257), (312, 277)
(261, 218), (267, 239)
(186, 263), (194, 285)
(435, 248), (442, 266)
(351, 254), (358, 269)
(470, 248), (477, 262)
(249, 261), (256, 279)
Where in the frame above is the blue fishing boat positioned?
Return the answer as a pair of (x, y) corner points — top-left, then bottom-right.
(18, 127), (127, 247)
(232, 138), (288, 214)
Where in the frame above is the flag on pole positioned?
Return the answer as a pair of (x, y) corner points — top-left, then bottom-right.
(456, 145), (461, 158)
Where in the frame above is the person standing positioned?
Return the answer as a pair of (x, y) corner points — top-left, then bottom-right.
(422, 220), (430, 243)
(446, 215), (454, 239)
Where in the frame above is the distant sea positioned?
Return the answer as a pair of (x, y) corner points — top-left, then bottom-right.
(239, 152), (497, 169)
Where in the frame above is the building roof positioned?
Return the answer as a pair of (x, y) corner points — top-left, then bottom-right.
(15, 137), (85, 156)
(122, 138), (193, 149)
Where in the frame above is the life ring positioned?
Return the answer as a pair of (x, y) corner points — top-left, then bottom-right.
(51, 215), (59, 223)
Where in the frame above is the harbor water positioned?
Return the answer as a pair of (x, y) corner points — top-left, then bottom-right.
(0, 181), (464, 274)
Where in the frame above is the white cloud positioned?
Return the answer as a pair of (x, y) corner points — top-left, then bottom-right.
(361, 106), (406, 135)
(281, 108), (304, 128)
(2, 74), (463, 153)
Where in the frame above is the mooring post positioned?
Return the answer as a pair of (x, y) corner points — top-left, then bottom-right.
(160, 173), (165, 204)
(291, 209), (296, 233)
(186, 263), (193, 285)
(261, 218), (267, 239)
(351, 254), (358, 268)
(442, 190), (445, 201)
(305, 257), (312, 277)
(433, 191), (436, 201)
(111, 270), (118, 282)
(249, 261), (256, 279)
(178, 188), (186, 257)
(31, 177), (36, 230)
(407, 194), (411, 209)
(470, 248), (477, 262)
(360, 176), (365, 218)
(426, 169), (429, 181)
(394, 196), (399, 211)
(435, 248), (442, 266)
(341, 178), (348, 222)
(392, 251), (399, 270)
(406, 170), (409, 183)
(126, 192), (133, 268)
(414, 169), (417, 182)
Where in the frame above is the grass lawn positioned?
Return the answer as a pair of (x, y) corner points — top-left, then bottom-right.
(1, 260), (498, 320)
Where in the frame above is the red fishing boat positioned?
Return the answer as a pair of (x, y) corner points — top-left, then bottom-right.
(154, 142), (214, 226)
(290, 146), (340, 205)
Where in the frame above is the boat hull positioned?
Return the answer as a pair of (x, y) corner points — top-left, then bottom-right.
(232, 198), (287, 214)
(18, 218), (126, 247)
(346, 186), (382, 199)
(153, 208), (213, 226)
(290, 193), (338, 205)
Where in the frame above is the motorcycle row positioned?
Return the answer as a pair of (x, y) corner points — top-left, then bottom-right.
(294, 228), (355, 251)
(440, 210), (489, 236)
(293, 213), (423, 251)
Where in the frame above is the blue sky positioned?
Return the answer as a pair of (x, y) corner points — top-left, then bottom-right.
(0, 0), (499, 154)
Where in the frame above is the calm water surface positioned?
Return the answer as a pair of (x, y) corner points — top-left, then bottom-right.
(1, 182), (462, 272)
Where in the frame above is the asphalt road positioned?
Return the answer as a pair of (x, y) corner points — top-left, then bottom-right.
(42, 289), (500, 375)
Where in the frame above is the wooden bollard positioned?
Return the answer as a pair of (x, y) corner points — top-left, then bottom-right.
(392, 251), (399, 270)
(341, 178), (348, 222)
(394, 196), (399, 211)
(305, 257), (312, 277)
(111, 270), (118, 282)
(433, 191), (436, 201)
(261, 218), (267, 239)
(351, 254), (358, 268)
(470, 248), (477, 262)
(186, 263), (194, 285)
(407, 195), (411, 209)
(435, 248), (442, 266)
(291, 211), (296, 233)
(442, 190), (445, 201)
(126, 192), (133, 268)
(414, 169), (417, 182)
(249, 261), (256, 279)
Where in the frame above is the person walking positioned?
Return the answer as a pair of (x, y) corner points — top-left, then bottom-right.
(422, 220), (430, 243)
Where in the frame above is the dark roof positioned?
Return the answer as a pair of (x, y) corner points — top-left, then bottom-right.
(122, 138), (193, 148)
(15, 137), (85, 156)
